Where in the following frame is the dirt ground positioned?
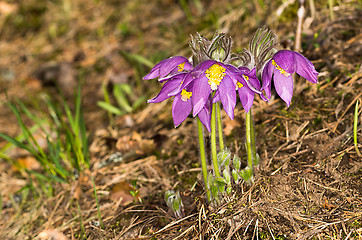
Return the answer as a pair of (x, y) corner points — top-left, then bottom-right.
(0, 0), (361, 239)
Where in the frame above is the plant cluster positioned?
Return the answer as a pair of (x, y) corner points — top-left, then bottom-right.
(144, 26), (318, 214)
(0, 86), (89, 196)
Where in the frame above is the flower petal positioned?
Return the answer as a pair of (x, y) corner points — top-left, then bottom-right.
(143, 60), (164, 80)
(183, 61), (194, 71)
(160, 56), (190, 78)
(168, 61), (213, 97)
(294, 52), (318, 83)
(247, 68), (261, 90)
(198, 97), (212, 132)
(238, 85), (255, 113)
(213, 91), (220, 103)
(218, 75), (236, 119)
(172, 94), (192, 127)
(272, 50), (296, 73)
(148, 77), (183, 103)
(273, 69), (294, 107)
(261, 60), (273, 101)
(236, 67), (261, 94)
(192, 73), (211, 117)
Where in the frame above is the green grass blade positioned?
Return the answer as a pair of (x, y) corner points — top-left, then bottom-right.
(64, 127), (80, 171)
(0, 133), (38, 157)
(8, 101), (47, 160)
(16, 100), (50, 135)
(117, 83), (132, 95)
(74, 83), (82, 135)
(46, 138), (69, 179)
(354, 100), (361, 157)
(60, 96), (76, 133)
(119, 50), (154, 68)
(97, 101), (123, 115)
(46, 97), (62, 128)
(101, 82), (113, 121)
(132, 95), (147, 110)
(79, 110), (89, 167)
(113, 85), (133, 113)
(91, 175), (104, 229)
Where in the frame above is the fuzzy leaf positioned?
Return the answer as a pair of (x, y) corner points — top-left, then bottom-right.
(239, 166), (253, 183)
(232, 169), (239, 183)
(217, 149), (231, 167)
(223, 169), (231, 185)
(233, 154), (241, 170)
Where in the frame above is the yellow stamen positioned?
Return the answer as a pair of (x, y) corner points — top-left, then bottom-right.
(271, 60), (290, 77)
(243, 75), (249, 81)
(181, 89), (192, 102)
(178, 62), (185, 72)
(236, 82), (244, 90)
(205, 64), (226, 91)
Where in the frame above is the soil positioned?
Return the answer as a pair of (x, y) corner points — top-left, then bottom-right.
(0, 0), (361, 239)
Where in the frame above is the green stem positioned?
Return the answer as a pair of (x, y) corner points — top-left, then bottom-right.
(245, 111), (253, 174)
(197, 117), (211, 201)
(211, 102), (221, 178)
(216, 102), (224, 151)
(249, 108), (257, 163)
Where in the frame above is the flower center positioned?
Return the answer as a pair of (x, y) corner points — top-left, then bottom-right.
(181, 89), (192, 102)
(205, 64), (226, 91)
(177, 62), (186, 72)
(236, 82), (244, 90)
(271, 60), (290, 77)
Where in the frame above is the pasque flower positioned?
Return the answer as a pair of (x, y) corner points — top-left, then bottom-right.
(214, 66), (261, 113)
(145, 64), (212, 131)
(261, 50), (318, 106)
(174, 60), (240, 120)
(143, 56), (193, 81)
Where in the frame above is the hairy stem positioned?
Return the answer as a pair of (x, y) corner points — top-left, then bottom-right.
(249, 108), (257, 162)
(197, 117), (211, 201)
(245, 111), (254, 174)
(211, 102), (221, 178)
(216, 102), (224, 151)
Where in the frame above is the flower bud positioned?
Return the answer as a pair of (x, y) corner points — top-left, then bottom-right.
(239, 166), (253, 184)
(233, 154), (241, 171)
(217, 149), (231, 168)
(165, 190), (184, 219)
(232, 169), (239, 183)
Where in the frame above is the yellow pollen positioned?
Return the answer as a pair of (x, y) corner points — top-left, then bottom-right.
(181, 89), (192, 102)
(236, 82), (244, 90)
(243, 75), (249, 81)
(205, 64), (226, 91)
(271, 60), (290, 77)
(177, 62), (185, 72)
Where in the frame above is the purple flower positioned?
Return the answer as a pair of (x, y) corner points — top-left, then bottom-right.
(146, 71), (212, 131)
(171, 82), (194, 127)
(261, 50), (318, 106)
(143, 56), (193, 81)
(235, 67), (260, 113)
(175, 60), (238, 120)
(148, 73), (186, 103)
(172, 85), (212, 131)
(212, 67), (259, 113)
